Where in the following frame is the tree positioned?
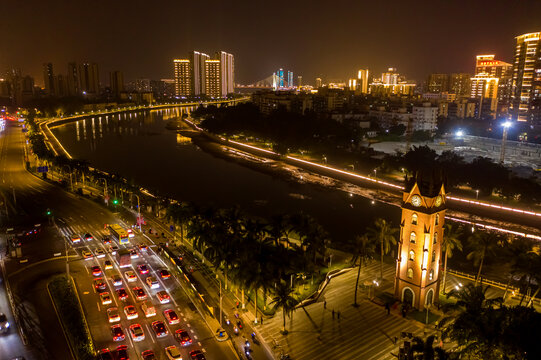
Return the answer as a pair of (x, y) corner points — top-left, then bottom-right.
(367, 218), (398, 280)
(270, 281), (298, 334)
(467, 230), (499, 285)
(346, 234), (376, 306)
(410, 335), (454, 359)
(166, 202), (195, 244)
(441, 224), (463, 294)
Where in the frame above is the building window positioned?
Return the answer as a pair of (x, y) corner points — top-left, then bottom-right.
(410, 232), (416, 243)
(409, 250), (415, 261)
(432, 250), (436, 262)
(429, 269), (434, 281)
(411, 213), (418, 225)
(435, 214), (439, 225)
(407, 268), (413, 279)
(433, 232), (438, 244)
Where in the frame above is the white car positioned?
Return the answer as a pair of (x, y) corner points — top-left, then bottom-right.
(156, 290), (170, 304)
(96, 248), (106, 258)
(127, 229), (135, 238)
(70, 234), (81, 244)
(125, 271), (137, 282)
(146, 276), (159, 289)
(112, 274), (122, 286)
(107, 307), (120, 323)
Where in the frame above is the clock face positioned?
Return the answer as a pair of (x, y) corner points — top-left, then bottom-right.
(435, 195), (442, 207)
(411, 195), (422, 207)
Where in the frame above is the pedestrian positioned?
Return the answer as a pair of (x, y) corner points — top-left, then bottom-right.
(260, 316), (263, 325)
(323, 300), (327, 309)
(332, 309), (335, 319)
(385, 303), (390, 315)
(337, 311), (341, 320)
(401, 306), (407, 318)
(394, 336), (398, 344)
(236, 301), (240, 309)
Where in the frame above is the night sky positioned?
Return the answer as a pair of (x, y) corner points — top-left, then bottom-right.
(2, 0), (541, 86)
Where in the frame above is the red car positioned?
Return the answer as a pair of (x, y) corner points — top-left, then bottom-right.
(141, 350), (156, 360)
(92, 265), (102, 276)
(98, 349), (114, 360)
(116, 288), (128, 301)
(138, 264), (149, 274)
(133, 286), (147, 301)
(151, 320), (168, 338)
(164, 309), (180, 325)
(175, 329), (192, 346)
(189, 350), (206, 360)
(159, 269), (171, 279)
(110, 324), (125, 341)
(116, 345), (129, 360)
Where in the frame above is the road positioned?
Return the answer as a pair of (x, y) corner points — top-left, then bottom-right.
(0, 122), (239, 360)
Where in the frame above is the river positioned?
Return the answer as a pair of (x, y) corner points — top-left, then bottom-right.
(51, 107), (400, 243)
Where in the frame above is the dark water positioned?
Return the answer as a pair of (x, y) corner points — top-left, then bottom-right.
(52, 108), (400, 242)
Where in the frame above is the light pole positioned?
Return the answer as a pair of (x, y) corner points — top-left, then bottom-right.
(476, 189), (479, 200)
(98, 178), (108, 199)
(134, 194), (141, 231)
(373, 169), (377, 181)
(499, 121), (512, 164)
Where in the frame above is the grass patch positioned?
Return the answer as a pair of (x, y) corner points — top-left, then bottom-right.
(48, 275), (95, 360)
(408, 308), (441, 325)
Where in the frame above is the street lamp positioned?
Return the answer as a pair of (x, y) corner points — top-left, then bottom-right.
(373, 169), (377, 181)
(499, 121), (512, 164)
(475, 189), (479, 200)
(134, 194), (141, 231)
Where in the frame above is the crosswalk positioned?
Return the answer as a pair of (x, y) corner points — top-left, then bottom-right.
(258, 261), (428, 360)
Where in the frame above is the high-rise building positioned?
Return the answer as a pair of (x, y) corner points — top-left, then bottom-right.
(190, 51), (210, 96)
(43, 63), (55, 96)
(204, 59), (221, 98)
(357, 69), (369, 94)
(449, 73), (471, 97)
(287, 71), (293, 88)
(426, 74), (449, 93)
(54, 74), (68, 97)
(216, 51), (234, 96)
(67, 62), (80, 96)
(297, 75), (302, 87)
(475, 55), (513, 105)
(370, 68), (415, 96)
(381, 68), (401, 85)
(173, 59), (191, 97)
(348, 79), (357, 91)
(136, 78), (151, 93)
(276, 69), (285, 88)
(79, 63), (100, 95)
(510, 32), (541, 123)
(110, 71), (124, 97)
(471, 73), (499, 119)
(315, 77), (322, 88)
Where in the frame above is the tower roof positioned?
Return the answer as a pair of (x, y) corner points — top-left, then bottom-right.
(404, 170), (445, 198)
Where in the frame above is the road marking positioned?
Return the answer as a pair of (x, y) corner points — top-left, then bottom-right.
(194, 335), (198, 340)
(146, 323), (156, 343)
(83, 291), (89, 295)
(97, 302), (100, 312)
(19, 259), (28, 263)
(187, 323), (191, 328)
(202, 348), (206, 352)
(53, 252), (61, 257)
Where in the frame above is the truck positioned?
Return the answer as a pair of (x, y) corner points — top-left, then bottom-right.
(117, 249), (131, 268)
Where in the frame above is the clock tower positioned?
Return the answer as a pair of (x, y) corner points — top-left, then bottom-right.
(394, 174), (446, 310)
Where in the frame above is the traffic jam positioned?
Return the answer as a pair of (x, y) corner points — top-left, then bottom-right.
(62, 224), (207, 360)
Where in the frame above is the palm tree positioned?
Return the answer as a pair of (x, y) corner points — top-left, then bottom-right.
(348, 234), (376, 306)
(270, 281), (298, 334)
(367, 218), (398, 280)
(166, 202), (195, 244)
(441, 223), (463, 294)
(410, 335), (452, 359)
(467, 230), (499, 285)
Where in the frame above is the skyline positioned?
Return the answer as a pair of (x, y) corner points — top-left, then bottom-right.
(2, 1), (541, 86)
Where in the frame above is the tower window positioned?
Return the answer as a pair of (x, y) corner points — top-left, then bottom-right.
(409, 250), (415, 261)
(432, 250), (436, 262)
(435, 214), (440, 226)
(429, 269), (434, 281)
(433, 232), (438, 244)
(410, 231), (416, 243)
(407, 268), (413, 278)
(411, 213), (418, 225)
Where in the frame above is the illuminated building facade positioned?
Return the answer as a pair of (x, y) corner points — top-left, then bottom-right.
(216, 51), (234, 96)
(348, 79), (357, 91)
(510, 32), (541, 124)
(315, 77), (322, 88)
(449, 73), (471, 97)
(204, 59), (221, 98)
(471, 73), (499, 119)
(357, 69), (369, 94)
(426, 73), (449, 93)
(297, 75), (302, 87)
(287, 71), (293, 88)
(370, 68), (415, 96)
(173, 59), (191, 97)
(475, 55), (512, 106)
(395, 177), (445, 310)
(190, 51), (210, 96)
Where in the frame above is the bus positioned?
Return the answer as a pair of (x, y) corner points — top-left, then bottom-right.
(108, 224), (129, 245)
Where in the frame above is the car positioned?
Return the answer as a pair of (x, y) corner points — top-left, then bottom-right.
(151, 320), (168, 338)
(116, 288), (128, 301)
(138, 244), (148, 252)
(127, 229), (135, 238)
(96, 248), (106, 258)
(70, 234), (81, 244)
(93, 277), (107, 291)
(175, 329), (192, 346)
(138, 264), (149, 274)
(133, 286), (147, 301)
(164, 309), (180, 325)
(0, 313), (10, 333)
(189, 350), (206, 360)
(100, 292), (112, 305)
(129, 323), (145, 341)
(84, 233), (93, 241)
(146, 276), (159, 289)
(92, 265), (102, 276)
(124, 305), (138, 319)
(130, 249), (139, 259)
(116, 345), (129, 360)
(165, 345), (182, 360)
(109, 245), (119, 255)
(102, 236), (112, 245)
(124, 271), (137, 282)
(141, 350), (156, 360)
(104, 260), (113, 270)
(159, 269), (171, 279)
(82, 249), (93, 260)
(112, 274), (123, 286)
(156, 290), (170, 304)
(110, 324), (125, 341)
(107, 307), (120, 323)
(98, 348), (114, 360)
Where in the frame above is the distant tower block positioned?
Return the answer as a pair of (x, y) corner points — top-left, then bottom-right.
(395, 174), (446, 310)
